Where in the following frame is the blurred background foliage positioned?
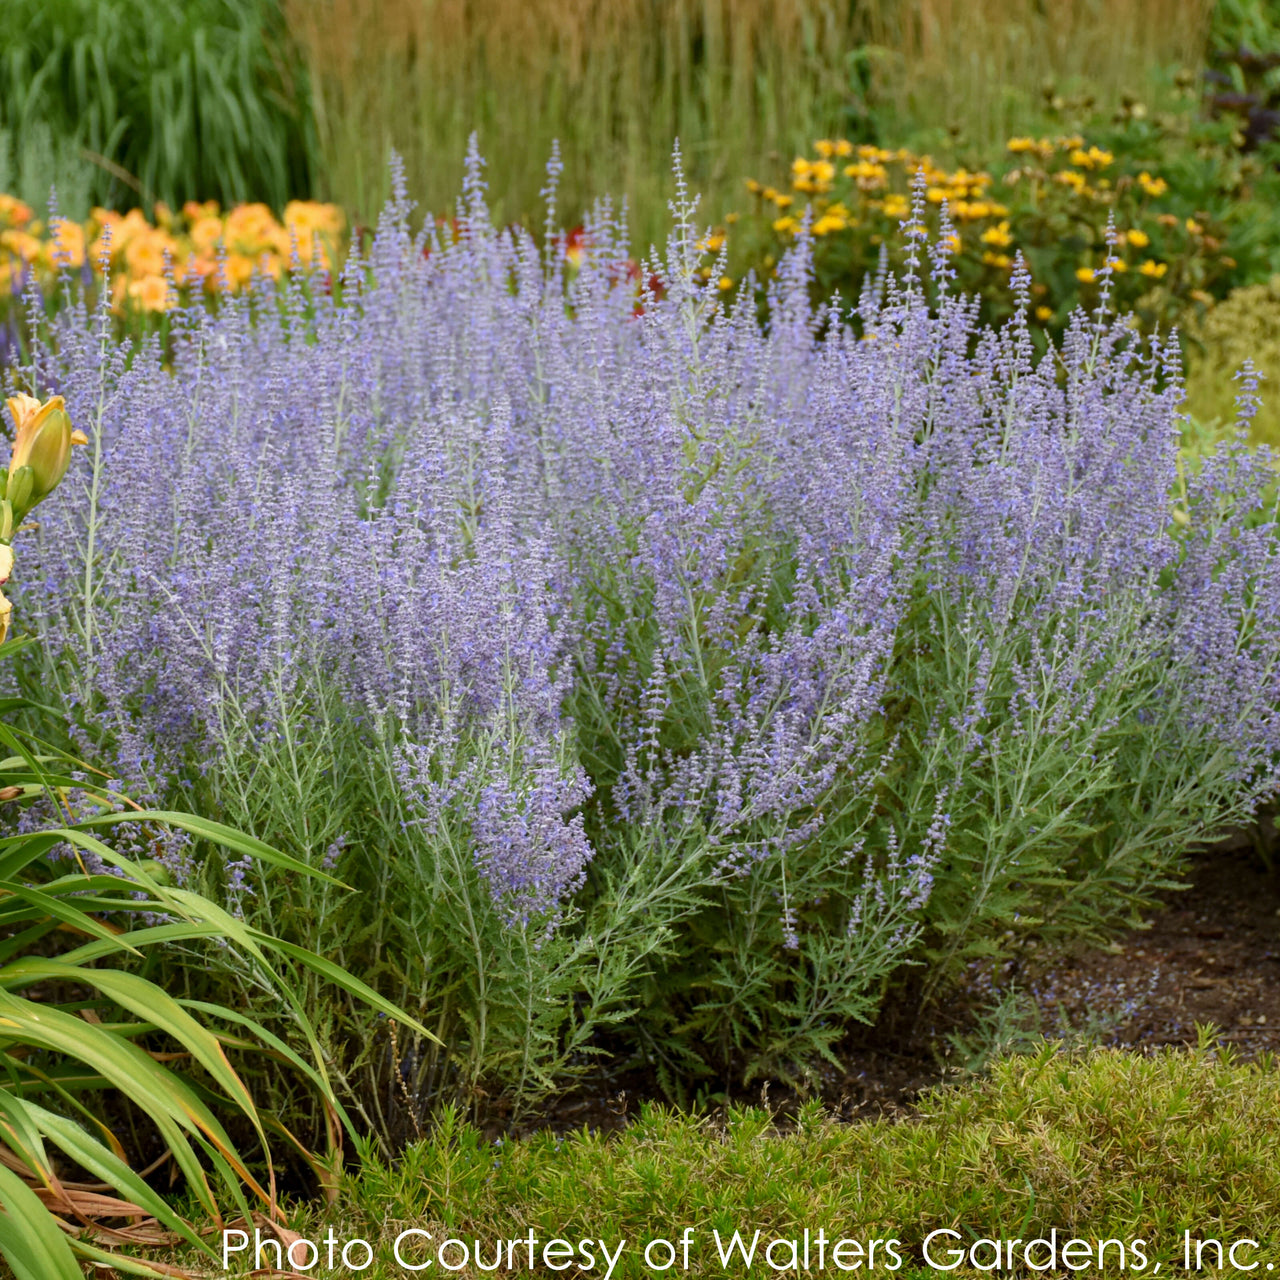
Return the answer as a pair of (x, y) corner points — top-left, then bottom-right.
(0, 0), (314, 215)
(0, 0), (1269, 230)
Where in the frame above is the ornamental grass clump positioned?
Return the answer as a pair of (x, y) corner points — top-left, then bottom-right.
(14, 149), (1280, 1125)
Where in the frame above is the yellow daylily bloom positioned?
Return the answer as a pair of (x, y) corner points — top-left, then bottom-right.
(128, 274), (173, 313)
(0, 589), (11, 645)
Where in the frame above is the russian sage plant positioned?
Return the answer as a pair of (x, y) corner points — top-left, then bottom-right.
(11, 152), (1280, 1121)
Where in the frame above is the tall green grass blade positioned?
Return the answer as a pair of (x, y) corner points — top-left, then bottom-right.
(0, 1161), (83, 1280)
(22, 1100), (212, 1256)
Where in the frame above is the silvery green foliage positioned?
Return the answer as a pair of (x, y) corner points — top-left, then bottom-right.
(14, 152), (1280, 1115)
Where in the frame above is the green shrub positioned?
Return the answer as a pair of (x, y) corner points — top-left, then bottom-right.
(1184, 275), (1280, 450)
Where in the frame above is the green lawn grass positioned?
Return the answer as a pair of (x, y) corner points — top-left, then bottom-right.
(174, 1040), (1280, 1278)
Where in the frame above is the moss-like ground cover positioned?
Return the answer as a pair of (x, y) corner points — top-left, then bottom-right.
(176, 1044), (1280, 1278)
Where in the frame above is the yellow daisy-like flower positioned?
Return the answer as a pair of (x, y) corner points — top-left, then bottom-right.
(1137, 171), (1169, 197)
(980, 220), (1013, 248)
(843, 161), (888, 188)
(1125, 229), (1151, 248)
(718, 276), (734, 291)
(1035, 305), (1054, 322)
(1139, 260), (1168, 278)
(773, 216), (800, 235)
(1076, 267), (1096, 283)
(1068, 146), (1113, 169)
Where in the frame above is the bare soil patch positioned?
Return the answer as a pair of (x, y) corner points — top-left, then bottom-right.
(514, 832), (1280, 1138)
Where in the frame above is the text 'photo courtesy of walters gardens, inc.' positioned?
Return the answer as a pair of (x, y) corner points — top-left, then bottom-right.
(221, 1226), (1278, 1275)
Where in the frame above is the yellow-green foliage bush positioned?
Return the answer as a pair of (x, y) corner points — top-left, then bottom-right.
(1184, 276), (1280, 450)
(211, 1046), (1280, 1280)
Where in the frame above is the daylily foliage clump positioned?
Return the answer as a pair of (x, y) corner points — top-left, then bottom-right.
(0, 392), (427, 1280)
(14, 149), (1280, 1118)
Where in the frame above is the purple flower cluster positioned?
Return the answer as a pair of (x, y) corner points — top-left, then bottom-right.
(12, 153), (1280, 1087)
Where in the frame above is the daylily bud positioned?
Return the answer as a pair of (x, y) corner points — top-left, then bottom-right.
(0, 501), (13, 543)
(6, 468), (33, 522)
(4, 393), (87, 514)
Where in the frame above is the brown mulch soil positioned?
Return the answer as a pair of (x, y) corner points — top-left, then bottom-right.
(1018, 836), (1280, 1060)
(515, 833), (1280, 1138)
